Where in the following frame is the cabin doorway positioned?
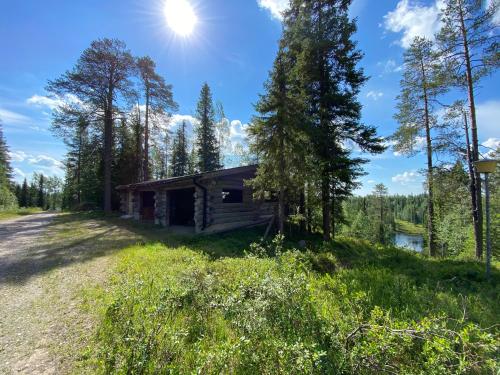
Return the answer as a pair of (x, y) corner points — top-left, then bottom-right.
(141, 191), (155, 220)
(169, 188), (195, 226)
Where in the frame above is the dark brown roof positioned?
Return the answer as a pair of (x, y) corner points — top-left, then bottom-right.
(116, 164), (257, 190)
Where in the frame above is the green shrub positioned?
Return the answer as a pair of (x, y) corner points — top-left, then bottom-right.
(86, 237), (500, 374)
(0, 185), (18, 210)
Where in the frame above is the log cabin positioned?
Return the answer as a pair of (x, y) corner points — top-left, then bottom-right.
(116, 165), (275, 234)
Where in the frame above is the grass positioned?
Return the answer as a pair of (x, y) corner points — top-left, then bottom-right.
(0, 207), (44, 221)
(395, 219), (425, 236)
(71, 215), (499, 374)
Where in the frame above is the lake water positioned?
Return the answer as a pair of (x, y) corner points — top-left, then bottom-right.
(394, 232), (424, 252)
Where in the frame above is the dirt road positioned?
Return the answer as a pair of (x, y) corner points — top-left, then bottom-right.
(0, 213), (142, 374)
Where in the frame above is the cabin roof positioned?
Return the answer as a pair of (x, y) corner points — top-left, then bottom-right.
(116, 164), (257, 191)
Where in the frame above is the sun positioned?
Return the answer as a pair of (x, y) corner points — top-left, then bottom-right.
(164, 0), (197, 37)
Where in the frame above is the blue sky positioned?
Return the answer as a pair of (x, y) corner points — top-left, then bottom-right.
(0, 0), (498, 195)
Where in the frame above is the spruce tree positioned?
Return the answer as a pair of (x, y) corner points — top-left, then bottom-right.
(248, 44), (308, 233)
(373, 183), (389, 244)
(37, 174), (45, 209)
(195, 83), (221, 172)
(20, 178), (29, 207)
(171, 120), (189, 177)
(187, 146), (197, 175)
(436, 0), (499, 259)
(0, 120), (13, 187)
(0, 120), (18, 210)
(283, 0), (385, 239)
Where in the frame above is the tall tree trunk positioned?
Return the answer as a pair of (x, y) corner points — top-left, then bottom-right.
(277, 123), (286, 234)
(103, 105), (113, 212)
(420, 58), (436, 256)
(135, 101), (143, 182)
(459, 3), (483, 258)
(321, 170), (330, 241)
(143, 89), (150, 181)
(164, 133), (169, 178)
(77, 124), (82, 205)
(299, 187), (306, 233)
(379, 194), (384, 243)
(463, 113), (481, 256)
(305, 182), (312, 234)
(330, 185), (336, 240)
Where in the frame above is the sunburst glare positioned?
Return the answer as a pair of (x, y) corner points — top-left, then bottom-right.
(164, 0), (197, 37)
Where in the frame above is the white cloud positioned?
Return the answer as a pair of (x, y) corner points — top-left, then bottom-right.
(482, 137), (500, 149)
(0, 108), (32, 125)
(13, 168), (26, 179)
(476, 100), (500, 139)
(384, 0), (444, 48)
(170, 114), (198, 127)
(166, 114), (199, 137)
(392, 136), (426, 156)
(8, 150), (29, 162)
(392, 170), (422, 185)
(486, 0), (500, 24)
(28, 155), (65, 173)
(343, 139), (362, 152)
(481, 137), (500, 157)
(230, 120), (249, 139)
(378, 59), (403, 73)
(27, 93), (81, 110)
(9, 150), (64, 179)
(366, 91), (384, 100)
(27, 95), (62, 110)
(257, 0), (288, 20)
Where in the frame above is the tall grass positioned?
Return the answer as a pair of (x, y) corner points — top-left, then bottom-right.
(82, 235), (499, 374)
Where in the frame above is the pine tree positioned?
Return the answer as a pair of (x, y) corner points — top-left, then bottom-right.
(137, 56), (178, 181)
(436, 0), (499, 259)
(393, 37), (445, 256)
(215, 101), (230, 167)
(195, 83), (221, 172)
(47, 38), (136, 212)
(248, 44), (308, 233)
(131, 102), (144, 182)
(171, 121), (189, 177)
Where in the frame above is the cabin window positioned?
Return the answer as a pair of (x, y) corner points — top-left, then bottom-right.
(222, 189), (243, 203)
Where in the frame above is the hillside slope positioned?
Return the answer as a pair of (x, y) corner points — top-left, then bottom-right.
(82, 228), (499, 374)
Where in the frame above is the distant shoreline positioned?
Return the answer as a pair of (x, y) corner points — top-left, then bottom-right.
(395, 219), (425, 236)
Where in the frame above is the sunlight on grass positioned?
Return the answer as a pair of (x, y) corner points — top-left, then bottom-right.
(79, 233), (499, 373)
(0, 207), (44, 221)
(395, 219), (425, 235)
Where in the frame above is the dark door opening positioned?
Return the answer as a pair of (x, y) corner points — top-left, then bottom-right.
(141, 191), (155, 220)
(169, 188), (195, 226)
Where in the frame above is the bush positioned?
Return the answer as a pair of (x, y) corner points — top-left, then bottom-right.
(0, 185), (18, 210)
(86, 237), (500, 374)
